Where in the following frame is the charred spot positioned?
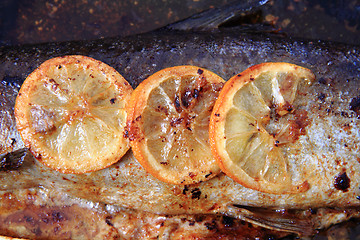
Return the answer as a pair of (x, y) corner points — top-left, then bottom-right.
(237, 74), (242, 77)
(189, 221), (195, 226)
(309, 208), (317, 214)
(182, 185), (189, 195)
(10, 138), (16, 146)
(197, 69), (204, 75)
(31, 227), (42, 235)
(174, 95), (181, 111)
(24, 215), (34, 224)
(264, 235), (277, 240)
(48, 79), (59, 91)
(191, 188), (201, 199)
(193, 88), (200, 99)
(105, 216), (114, 226)
(214, 113), (220, 117)
(204, 220), (217, 231)
(318, 77), (328, 85)
(182, 88), (194, 108)
(205, 172), (212, 178)
(334, 171), (350, 192)
(208, 203), (219, 211)
(221, 216), (234, 227)
(189, 172), (196, 179)
(350, 96), (360, 117)
(341, 111), (350, 118)
(135, 115), (142, 121)
(53, 226), (61, 233)
(170, 117), (183, 127)
(282, 102), (293, 113)
(250, 77), (255, 81)
(51, 211), (65, 222)
(318, 93), (326, 101)
(160, 161), (168, 165)
(123, 129), (129, 138)
(110, 97), (116, 104)
(156, 105), (169, 115)
(195, 215), (205, 223)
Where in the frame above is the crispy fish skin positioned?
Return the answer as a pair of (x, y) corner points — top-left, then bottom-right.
(0, 30), (360, 237)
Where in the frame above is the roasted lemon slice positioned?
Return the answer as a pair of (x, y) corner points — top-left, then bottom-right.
(15, 55), (133, 173)
(127, 66), (225, 185)
(209, 62), (315, 194)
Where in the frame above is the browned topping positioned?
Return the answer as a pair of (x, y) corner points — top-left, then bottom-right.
(182, 88), (194, 108)
(30, 106), (56, 134)
(273, 109), (310, 145)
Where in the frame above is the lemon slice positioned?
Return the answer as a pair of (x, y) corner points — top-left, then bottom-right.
(209, 62), (315, 194)
(15, 55), (133, 173)
(126, 66), (225, 184)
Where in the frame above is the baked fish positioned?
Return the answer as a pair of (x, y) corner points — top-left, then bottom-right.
(0, 1), (360, 239)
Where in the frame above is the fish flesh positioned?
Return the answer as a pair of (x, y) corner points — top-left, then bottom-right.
(1, 3), (360, 240)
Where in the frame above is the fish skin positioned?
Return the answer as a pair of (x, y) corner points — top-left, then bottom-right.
(0, 29), (360, 237)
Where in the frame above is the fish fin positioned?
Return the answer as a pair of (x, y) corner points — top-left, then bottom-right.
(224, 205), (317, 237)
(166, 0), (270, 31)
(0, 148), (27, 170)
(0, 148), (40, 190)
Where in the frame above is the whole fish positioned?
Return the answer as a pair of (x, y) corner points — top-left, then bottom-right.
(0, 1), (360, 239)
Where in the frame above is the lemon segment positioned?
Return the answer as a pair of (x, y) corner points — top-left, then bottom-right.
(15, 55), (133, 174)
(210, 62), (315, 194)
(127, 66), (225, 185)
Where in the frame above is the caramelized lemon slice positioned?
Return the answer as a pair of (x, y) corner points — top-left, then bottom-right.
(210, 62), (315, 194)
(127, 66), (225, 184)
(15, 55), (133, 173)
